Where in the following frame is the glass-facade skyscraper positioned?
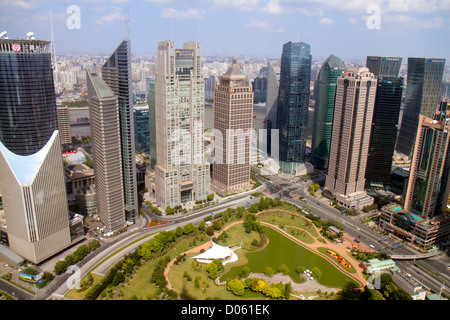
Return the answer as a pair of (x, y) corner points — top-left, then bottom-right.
(366, 56), (402, 77)
(0, 39), (72, 263)
(405, 100), (450, 219)
(133, 105), (150, 153)
(102, 40), (138, 224)
(276, 41), (311, 173)
(396, 58), (445, 157)
(365, 76), (404, 187)
(311, 54), (346, 171)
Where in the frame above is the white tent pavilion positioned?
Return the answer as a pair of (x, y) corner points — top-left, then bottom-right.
(192, 242), (239, 265)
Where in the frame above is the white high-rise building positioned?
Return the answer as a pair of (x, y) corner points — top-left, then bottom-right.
(154, 41), (210, 209)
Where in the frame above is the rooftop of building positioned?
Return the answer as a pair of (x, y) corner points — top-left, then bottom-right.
(0, 38), (51, 54)
(222, 58), (246, 81)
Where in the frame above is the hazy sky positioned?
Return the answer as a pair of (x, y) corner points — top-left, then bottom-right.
(1, 0), (450, 61)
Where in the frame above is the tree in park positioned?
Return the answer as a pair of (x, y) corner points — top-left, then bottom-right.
(227, 279), (245, 296)
(312, 267), (322, 280)
(206, 262), (219, 279)
(277, 264), (289, 275)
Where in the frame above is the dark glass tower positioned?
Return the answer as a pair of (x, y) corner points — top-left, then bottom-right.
(0, 40), (58, 155)
(147, 77), (157, 168)
(365, 76), (404, 187)
(276, 41), (311, 173)
(396, 58), (445, 156)
(366, 56), (402, 77)
(311, 54), (346, 171)
(102, 40), (138, 223)
(133, 105), (150, 153)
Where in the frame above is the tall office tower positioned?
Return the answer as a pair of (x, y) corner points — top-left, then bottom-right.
(204, 75), (216, 100)
(396, 58), (445, 156)
(325, 67), (377, 209)
(365, 76), (404, 187)
(366, 56), (402, 77)
(147, 77), (157, 168)
(264, 59), (280, 156)
(0, 39), (72, 264)
(86, 69), (126, 233)
(276, 41), (312, 173)
(404, 100), (450, 219)
(57, 104), (72, 145)
(154, 41), (210, 209)
(133, 105), (150, 153)
(311, 54), (346, 171)
(252, 75), (267, 103)
(212, 59), (254, 193)
(102, 40), (138, 223)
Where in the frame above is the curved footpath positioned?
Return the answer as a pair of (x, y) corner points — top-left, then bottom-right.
(164, 212), (366, 297)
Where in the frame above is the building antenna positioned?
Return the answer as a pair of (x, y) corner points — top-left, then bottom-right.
(50, 8), (57, 71)
(171, 18), (174, 42)
(125, 3), (130, 40)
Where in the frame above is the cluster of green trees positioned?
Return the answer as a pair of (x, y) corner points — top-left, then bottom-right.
(352, 249), (390, 262)
(54, 239), (100, 275)
(145, 200), (162, 216)
(227, 277), (291, 299)
(248, 197), (282, 214)
(338, 274), (412, 300)
(378, 273), (412, 300)
(206, 259), (224, 280)
(140, 224), (196, 259)
(165, 205), (186, 215)
(85, 223), (200, 300)
(62, 99), (88, 108)
(243, 213), (263, 233)
(308, 183), (320, 196)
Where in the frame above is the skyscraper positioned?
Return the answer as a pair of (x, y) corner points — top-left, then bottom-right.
(57, 104), (72, 145)
(102, 40), (138, 223)
(311, 54), (346, 171)
(154, 41), (210, 209)
(86, 69), (126, 233)
(276, 41), (311, 173)
(325, 66), (377, 209)
(396, 58), (445, 156)
(133, 105), (150, 153)
(147, 76), (157, 168)
(366, 56), (402, 77)
(264, 59), (280, 156)
(0, 39), (72, 263)
(212, 59), (254, 193)
(405, 100), (450, 219)
(365, 76), (404, 187)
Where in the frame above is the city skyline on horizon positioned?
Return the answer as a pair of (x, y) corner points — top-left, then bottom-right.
(1, 0), (449, 61)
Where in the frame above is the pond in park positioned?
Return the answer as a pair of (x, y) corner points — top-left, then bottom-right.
(220, 226), (361, 289)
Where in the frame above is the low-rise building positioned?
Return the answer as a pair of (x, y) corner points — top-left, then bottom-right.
(366, 258), (396, 274)
(380, 203), (450, 249)
(392, 269), (428, 300)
